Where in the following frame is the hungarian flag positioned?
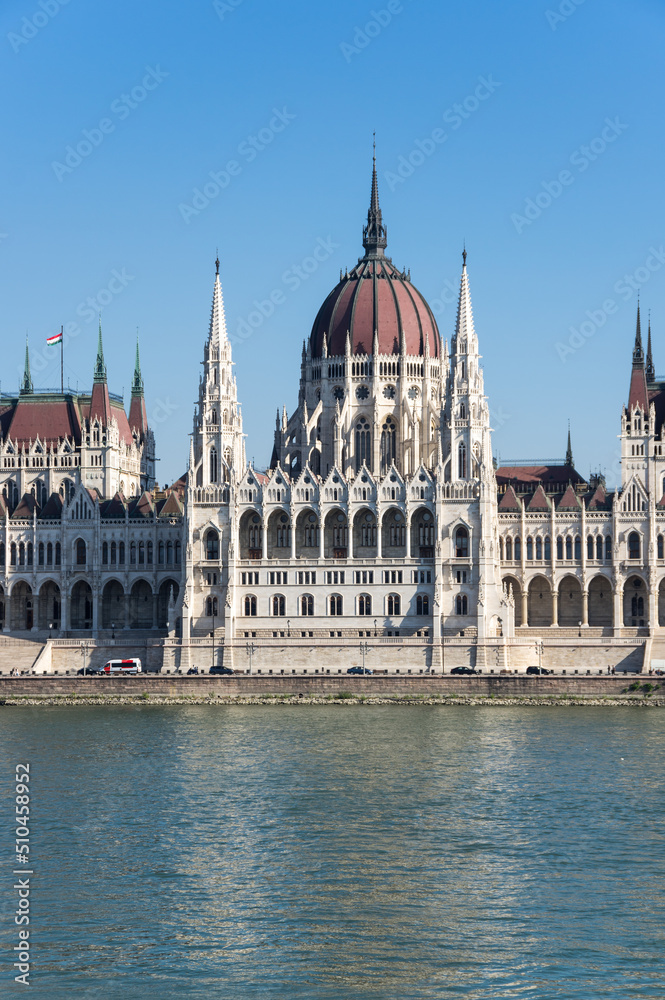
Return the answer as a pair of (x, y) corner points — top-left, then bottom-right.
(46, 331), (63, 345)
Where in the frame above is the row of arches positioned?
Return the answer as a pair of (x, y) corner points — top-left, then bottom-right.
(501, 535), (615, 562)
(241, 592), (432, 618)
(503, 573), (664, 627)
(0, 578), (179, 631)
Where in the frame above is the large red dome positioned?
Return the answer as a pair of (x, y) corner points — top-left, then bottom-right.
(309, 255), (440, 359)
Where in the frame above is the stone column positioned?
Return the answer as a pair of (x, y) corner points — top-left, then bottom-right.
(613, 584), (623, 632)
(551, 588), (558, 627)
(582, 589), (589, 626)
(262, 518), (268, 560)
(318, 518), (324, 560)
(521, 588), (528, 628)
(377, 513), (382, 559)
(290, 517), (296, 560)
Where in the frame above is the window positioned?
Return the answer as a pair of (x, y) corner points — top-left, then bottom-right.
(456, 594), (468, 615)
(574, 536), (581, 560)
(387, 593), (401, 616)
(544, 536), (551, 560)
(565, 537), (572, 560)
(303, 516), (318, 547)
(27, 543), (33, 566)
(326, 571), (345, 585)
(272, 594), (286, 616)
(147, 541), (153, 565)
(205, 596), (218, 617)
(10, 543), (16, 566)
(241, 572), (259, 585)
(358, 594), (372, 616)
(47, 542), (53, 565)
(587, 535), (594, 560)
(175, 541), (181, 564)
(130, 542), (137, 565)
(458, 442), (467, 479)
(18, 542), (25, 566)
(354, 570), (374, 584)
(38, 542), (44, 566)
(167, 541), (173, 565)
(659, 536), (664, 560)
(205, 529), (219, 560)
(102, 541), (109, 565)
(359, 514), (377, 547)
(557, 537), (563, 560)
(628, 532), (640, 560)
(596, 536), (603, 561)
(139, 541), (145, 565)
(383, 570), (403, 584)
(355, 418), (371, 471)
(536, 537), (542, 560)
(158, 541), (164, 564)
(514, 536), (521, 560)
(268, 571), (288, 585)
(329, 594), (343, 616)
(605, 536), (612, 561)
(505, 537), (512, 560)
(0, 542), (4, 565)
(526, 537), (533, 560)
(209, 447), (218, 483)
(300, 594), (314, 616)
(55, 542), (61, 565)
(416, 594), (429, 616)
(499, 537), (504, 560)
(455, 526), (469, 558)
(456, 570), (467, 583)
(244, 595), (257, 616)
(297, 571), (316, 585)
(76, 539), (86, 565)
(380, 417), (396, 474)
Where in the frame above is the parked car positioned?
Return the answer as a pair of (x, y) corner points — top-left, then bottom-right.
(450, 666), (478, 675)
(210, 666), (234, 675)
(347, 666), (373, 675)
(77, 665), (104, 675)
(526, 666), (553, 675)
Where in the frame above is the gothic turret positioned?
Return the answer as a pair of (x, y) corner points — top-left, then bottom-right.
(362, 140), (387, 257)
(128, 335), (149, 439)
(89, 318), (111, 424)
(20, 336), (33, 395)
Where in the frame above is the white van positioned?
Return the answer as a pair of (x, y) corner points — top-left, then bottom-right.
(102, 658), (142, 675)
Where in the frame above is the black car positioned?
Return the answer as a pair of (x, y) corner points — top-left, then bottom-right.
(347, 666), (373, 675)
(77, 666), (104, 675)
(210, 666), (234, 675)
(526, 666), (553, 675)
(450, 666), (478, 675)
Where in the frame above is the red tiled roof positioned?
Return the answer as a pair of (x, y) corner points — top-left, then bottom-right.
(628, 367), (648, 412)
(7, 398), (82, 446)
(11, 494), (37, 519)
(587, 484), (607, 510)
(40, 493), (63, 519)
(496, 465), (585, 486)
(557, 484), (582, 510)
(157, 492), (183, 517)
(128, 491), (154, 518)
(526, 485), (551, 512)
(498, 485), (521, 511)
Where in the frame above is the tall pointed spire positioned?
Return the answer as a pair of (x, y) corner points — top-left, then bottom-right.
(209, 255), (228, 346)
(20, 335), (33, 395)
(454, 247), (476, 344)
(131, 333), (144, 396)
(628, 300), (649, 412)
(646, 310), (654, 380)
(362, 135), (387, 257)
(565, 421), (574, 467)
(94, 315), (107, 383)
(633, 298), (644, 367)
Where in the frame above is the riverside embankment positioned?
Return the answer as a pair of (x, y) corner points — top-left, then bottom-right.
(1, 674), (663, 705)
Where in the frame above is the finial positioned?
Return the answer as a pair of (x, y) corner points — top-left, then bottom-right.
(462, 242), (467, 268)
(215, 250), (220, 276)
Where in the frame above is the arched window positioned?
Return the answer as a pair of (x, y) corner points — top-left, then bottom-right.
(536, 537), (542, 560)
(544, 536), (551, 560)
(304, 515), (318, 547)
(110, 541), (117, 565)
(514, 536), (521, 560)
(47, 542), (53, 565)
(574, 536), (581, 560)
(118, 542), (124, 565)
(276, 516), (289, 548)
(130, 542), (137, 565)
(205, 529), (219, 560)
(158, 541), (165, 564)
(499, 537), (504, 560)
(526, 537), (533, 560)
(416, 594), (429, 616)
(18, 542), (25, 566)
(167, 541), (173, 564)
(387, 593), (400, 616)
(565, 537), (572, 560)
(138, 541), (145, 564)
(360, 514), (376, 547)
(587, 535), (594, 560)
(38, 542), (44, 566)
(380, 417), (397, 474)
(355, 418), (371, 471)
(55, 542), (61, 565)
(102, 541), (109, 564)
(244, 595), (257, 616)
(205, 596), (218, 617)
(659, 536), (664, 560)
(505, 537), (512, 560)
(300, 594), (314, 616)
(330, 594), (342, 616)
(76, 539), (86, 565)
(272, 594), (285, 616)
(458, 442), (467, 479)
(210, 447), (218, 484)
(557, 537), (563, 560)
(605, 536), (612, 561)
(456, 594), (468, 616)
(147, 541), (153, 565)
(455, 526), (469, 558)
(596, 536), (603, 561)
(10, 542), (17, 566)
(0, 542), (4, 565)
(358, 594), (372, 616)
(175, 542), (181, 564)
(27, 543), (33, 566)
(628, 532), (640, 560)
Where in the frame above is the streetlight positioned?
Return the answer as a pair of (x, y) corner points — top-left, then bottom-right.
(287, 619), (291, 637)
(374, 618), (377, 636)
(578, 620), (582, 638)
(359, 640), (370, 673)
(211, 601), (216, 670)
(246, 641), (257, 674)
(111, 621), (115, 641)
(80, 640), (90, 676)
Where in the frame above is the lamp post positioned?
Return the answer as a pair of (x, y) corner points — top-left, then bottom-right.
(578, 620), (582, 638)
(111, 621), (115, 641)
(246, 641), (257, 674)
(80, 640), (90, 676)
(211, 602), (216, 670)
(287, 619), (291, 637)
(374, 618), (377, 637)
(360, 640), (370, 674)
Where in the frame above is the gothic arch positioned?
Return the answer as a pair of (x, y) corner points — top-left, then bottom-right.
(527, 575), (552, 627)
(557, 574), (582, 626)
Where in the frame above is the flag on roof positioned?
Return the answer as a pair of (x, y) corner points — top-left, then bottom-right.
(46, 331), (63, 345)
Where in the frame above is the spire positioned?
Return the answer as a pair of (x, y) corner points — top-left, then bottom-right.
(362, 135), (387, 257)
(454, 247), (476, 345)
(633, 298), (644, 367)
(565, 421), (574, 467)
(94, 315), (107, 383)
(646, 310), (654, 380)
(20, 335), (33, 395)
(628, 300), (649, 412)
(131, 333), (144, 396)
(208, 256), (228, 346)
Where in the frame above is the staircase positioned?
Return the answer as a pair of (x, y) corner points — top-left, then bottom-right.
(0, 637), (45, 674)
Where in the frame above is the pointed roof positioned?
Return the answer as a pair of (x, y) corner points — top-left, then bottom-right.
(20, 337), (33, 395)
(40, 492), (63, 519)
(99, 493), (127, 519)
(128, 491), (155, 518)
(498, 485), (521, 511)
(526, 484), (551, 511)
(587, 483), (608, 510)
(94, 316), (107, 383)
(89, 318), (112, 426)
(156, 491), (183, 517)
(454, 248), (476, 346)
(557, 484), (582, 511)
(131, 335), (143, 395)
(629, 302), (649, 411)
(565, 423), (574, 467)
(11, 493), (37, 519)
(128, 334), (148, 439)
(362, 138), (387, 257)
(208, 256), (228, 346)
(646, 312), (655, 381)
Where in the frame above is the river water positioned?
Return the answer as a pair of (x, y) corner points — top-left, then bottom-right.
(1, 705), (664, 999)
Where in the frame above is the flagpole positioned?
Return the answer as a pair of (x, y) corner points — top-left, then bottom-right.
(60, 325), (63, 393)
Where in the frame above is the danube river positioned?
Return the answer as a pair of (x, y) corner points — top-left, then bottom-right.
(1, 706), (664, 998)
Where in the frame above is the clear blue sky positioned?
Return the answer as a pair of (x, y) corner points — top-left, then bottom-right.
(1, 0), (663, 487)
